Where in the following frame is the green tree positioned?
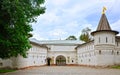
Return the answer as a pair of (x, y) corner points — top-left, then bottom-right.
(0, 0), (45, 59)
(66, 35), (77, 40)
(80, 27), (91, 42)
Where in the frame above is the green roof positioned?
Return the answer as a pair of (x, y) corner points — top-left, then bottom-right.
(30, 38), (83, 45)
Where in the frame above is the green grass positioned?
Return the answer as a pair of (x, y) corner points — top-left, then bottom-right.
(111, 65), (120, 69)
(0, 69), (16, 73)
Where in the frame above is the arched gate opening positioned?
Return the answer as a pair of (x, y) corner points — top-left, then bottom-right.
(56, 55), (66, 66)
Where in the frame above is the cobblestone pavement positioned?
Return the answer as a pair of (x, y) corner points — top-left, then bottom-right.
(1, 66), (120, 75)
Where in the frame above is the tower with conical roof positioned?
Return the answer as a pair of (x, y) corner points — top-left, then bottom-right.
(91, 7), (119, 66)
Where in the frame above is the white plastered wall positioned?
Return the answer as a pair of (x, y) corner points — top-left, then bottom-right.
(47, 45), (77, 65)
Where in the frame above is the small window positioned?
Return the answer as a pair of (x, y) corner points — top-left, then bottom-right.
(112, 50), (114, 54)
(117, 42), (119, 46)
(72, 60), (74, 63)
(89, 59), (91, 62)
(34, 61), (35, 64)
(112, 38), (113, 43)
(37, 56), (38, 58)
(33, 55), (34, 58)
(0, 62), (3, 66)
(99, 50), (101, 54)
(89, 53), (91, 57)
(99, 37), (100, 43)
(81, 60), (82, 62)
(117, 51), (119, 55)
(106, 37), (108, 43)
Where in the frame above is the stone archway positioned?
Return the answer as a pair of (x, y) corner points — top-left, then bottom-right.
(56, 55), (66, 66)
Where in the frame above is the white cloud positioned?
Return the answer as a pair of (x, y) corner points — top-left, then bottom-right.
(63, 0), (97, 14)
(111, 20), (120, 30)
(81, 24), (97, 31)
(75, 23), (96, 39)
(109, 0), (120, 15)
(49, 29), (67, 36)
(66, 21), (79, 28)
(111, 20), (120, 35)
(81, 24), (92, 28)
(49, 0), (69, 6)
(31, 0), (120, 40)
(36, 12), (61, 25)
(32, 33), (48, 40)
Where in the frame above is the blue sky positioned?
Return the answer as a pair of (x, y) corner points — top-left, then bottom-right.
(31, 0), (120, 40)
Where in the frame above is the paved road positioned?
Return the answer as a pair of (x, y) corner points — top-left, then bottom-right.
(1, 66), (120, 75)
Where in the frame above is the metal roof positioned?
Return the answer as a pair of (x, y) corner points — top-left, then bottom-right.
(29, 38), (83, 45)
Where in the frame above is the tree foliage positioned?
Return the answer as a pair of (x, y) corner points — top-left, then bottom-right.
(0, 0), (45, 59)
(80, 27), (91, 42)
(66, 35), (77, 40)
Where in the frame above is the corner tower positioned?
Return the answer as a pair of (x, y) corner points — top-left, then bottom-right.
(91, 13), (118, 45)
(91, 7), (119, 66)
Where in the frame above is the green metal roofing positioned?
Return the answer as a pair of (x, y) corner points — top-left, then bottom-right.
(30, 38), (83, 45)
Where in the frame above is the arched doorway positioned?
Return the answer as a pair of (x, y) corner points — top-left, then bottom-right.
(56, 55), (66, 66)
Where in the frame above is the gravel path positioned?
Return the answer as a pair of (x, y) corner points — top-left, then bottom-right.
(1, 66), (120, 75)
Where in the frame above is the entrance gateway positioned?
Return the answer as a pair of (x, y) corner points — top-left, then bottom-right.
(56, 55), (66, 66)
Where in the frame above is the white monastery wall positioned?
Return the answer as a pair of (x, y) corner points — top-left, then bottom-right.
(49, 45), (76, 51)
(25, 43), (47, 68)
(48, 45), (77, 64)
(115, 40), (120, 65)
(0, 58), (12, 68)
(0, 42), (48, 69)
(77, 42), (97, 66)
(95, 50), (115, 66)
(0, 37), (120, 68)
(27, 43), (47, 66)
